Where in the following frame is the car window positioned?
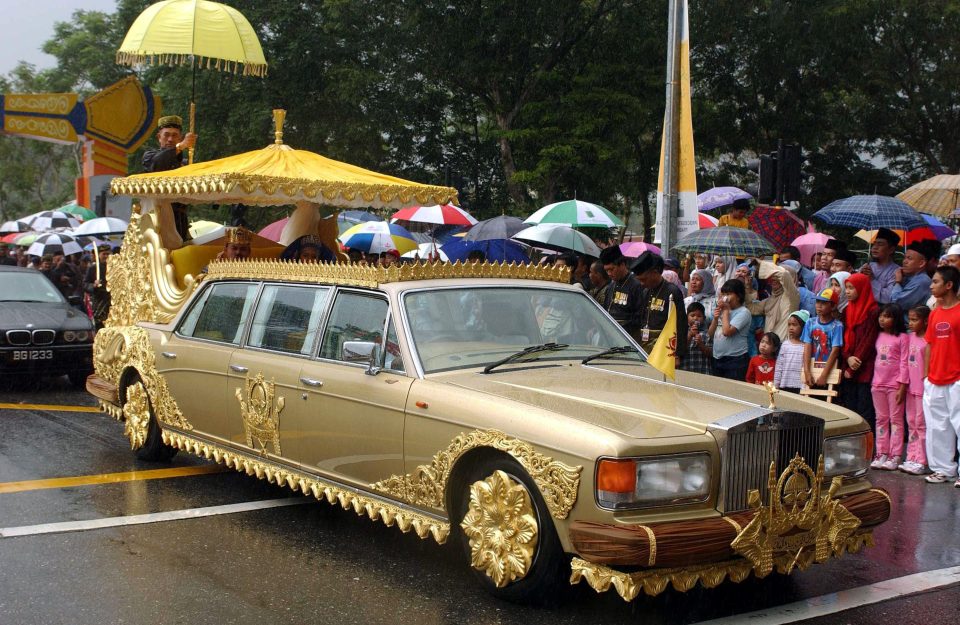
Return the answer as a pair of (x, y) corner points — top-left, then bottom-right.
(382, 317), (404, 373)
(247, 285), (331, 355)
(319, 292), (388, 362)
(178, 282), (259, 345)
(0, 272), (65, 303)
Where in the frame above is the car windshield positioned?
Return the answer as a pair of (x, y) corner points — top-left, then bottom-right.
(404, 286), (644, 373)
(0, 272), (65, 303)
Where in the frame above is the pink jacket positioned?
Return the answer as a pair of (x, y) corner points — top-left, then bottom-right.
(905, 333), (926, 396)
(872, 332), (908, 390)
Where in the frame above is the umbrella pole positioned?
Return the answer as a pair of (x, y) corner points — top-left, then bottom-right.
(188, 63), (196, 165)
(93, 242), (101, 285)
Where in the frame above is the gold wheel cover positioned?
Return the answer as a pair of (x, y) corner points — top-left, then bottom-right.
(122, 381), (151, 450)
(460, 469), (539, 588)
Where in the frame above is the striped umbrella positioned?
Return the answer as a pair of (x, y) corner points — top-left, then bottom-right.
(896, 174), (960, 217)
(28, 210), (81, 231)
(524, 200), (624, 228)
(391, 204), (477, 226)
(339, 221), (418, 254)
(672, 226), (776, 258)
(0, 220), (32, 234)
(26, 233), (84, 257)
(812, 194), (925, 231)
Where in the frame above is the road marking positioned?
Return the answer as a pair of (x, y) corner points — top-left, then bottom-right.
(694, 565), (960, 625)
(0, 498), (311, 538)
(0, 465), (225, 494)
(0, 403), (100, 413)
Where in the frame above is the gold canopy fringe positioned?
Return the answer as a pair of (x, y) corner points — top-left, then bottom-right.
(115, 51), (268, 77)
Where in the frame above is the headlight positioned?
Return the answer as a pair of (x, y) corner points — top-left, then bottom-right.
(824, 432), (872, 478)
(596, 453), (711, 510)
(63, 330), (76, 342)
(75, 331), (90, 342)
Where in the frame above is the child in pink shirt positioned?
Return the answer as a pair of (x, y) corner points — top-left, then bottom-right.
(870, 304), (909, 471)
(900, 306), (930, 475)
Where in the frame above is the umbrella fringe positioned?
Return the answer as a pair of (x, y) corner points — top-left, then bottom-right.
(115, 51), (268, 77)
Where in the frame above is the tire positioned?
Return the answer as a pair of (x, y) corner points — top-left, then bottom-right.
(122, 376), (178, 462)
(67, 369), (91, 389)
(452, 456), (568, 605)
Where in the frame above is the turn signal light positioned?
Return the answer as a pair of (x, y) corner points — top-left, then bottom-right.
(597, 459), (637, 493)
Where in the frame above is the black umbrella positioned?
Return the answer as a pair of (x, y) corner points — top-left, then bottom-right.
(464, 215), (527, 242)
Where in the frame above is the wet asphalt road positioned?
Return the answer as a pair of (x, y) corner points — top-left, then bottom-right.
(0, 377), (958, 625)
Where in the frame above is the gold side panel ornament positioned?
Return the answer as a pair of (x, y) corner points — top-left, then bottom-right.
(371, 429), (583, 519)
(160, 430), (450, 544)
(730, 454), (862, 577)
(121, 380), (150, 450)
(236, 373), (284, 456)
(204, 258), (571, 287)
(105, 208), (198, 327)
(93, 325), (192, 434)
(461, 470), (539, 588)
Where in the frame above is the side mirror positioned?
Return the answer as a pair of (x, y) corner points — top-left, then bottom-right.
(342, 340), (381, 376)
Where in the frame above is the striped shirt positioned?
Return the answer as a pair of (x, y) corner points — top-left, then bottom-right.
(774, 340), (805, 389)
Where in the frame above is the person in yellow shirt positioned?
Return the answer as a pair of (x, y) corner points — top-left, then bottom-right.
(717, 198), (752, 229)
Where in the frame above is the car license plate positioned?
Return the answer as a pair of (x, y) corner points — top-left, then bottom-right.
(10, 350), (55, 361)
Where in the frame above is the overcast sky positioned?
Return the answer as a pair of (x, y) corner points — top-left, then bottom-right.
(2, 0), (118, 76)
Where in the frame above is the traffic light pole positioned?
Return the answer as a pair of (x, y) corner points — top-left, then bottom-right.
(659, 0), (682, 254)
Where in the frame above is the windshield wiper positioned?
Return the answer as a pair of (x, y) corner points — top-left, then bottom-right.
(482, 342), (569, 374)
(581, 345), (639, 365)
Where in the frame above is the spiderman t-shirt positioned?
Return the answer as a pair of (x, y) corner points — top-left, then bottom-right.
(801, 316), (844, 363)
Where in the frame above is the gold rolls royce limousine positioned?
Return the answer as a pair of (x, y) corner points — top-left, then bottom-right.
(87, 248), (890, 604)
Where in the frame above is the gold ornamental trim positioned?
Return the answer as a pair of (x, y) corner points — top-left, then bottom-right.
(109, 175), (457, 208)
(639, 525), (657, 566)
(116, 52), (268, 78)
(105, 209), (199, 327)
(121, 380), (151, 450)
(236, 373), (284, 456)
(461, 470), (538, 588)
(571, 532), (875, 602)
(93, 325), (192, 431)
(203, 258), (572, 287)
(160, 429), (450, 544)
(371, 429), (583, 520)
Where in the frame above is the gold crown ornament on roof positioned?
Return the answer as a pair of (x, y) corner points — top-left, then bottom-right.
(225, 227), (252, 244)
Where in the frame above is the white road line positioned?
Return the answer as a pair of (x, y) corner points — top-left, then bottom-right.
(694, 565), (960, 625)
(0, 498), (311, 538)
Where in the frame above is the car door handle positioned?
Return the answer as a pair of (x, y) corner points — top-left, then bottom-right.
(230, 364), (249, 373)
(161, 352), (177, 359)
(299, 376), (323, 388)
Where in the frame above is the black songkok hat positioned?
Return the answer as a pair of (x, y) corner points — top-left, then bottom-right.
(630, 250), (663, 275)
(907, 241), (934, 260)
(836, 248), (857, 266)
(825, 239), (847, 252)
(599, 245), (625, 265)
(874, 227), (901, 247)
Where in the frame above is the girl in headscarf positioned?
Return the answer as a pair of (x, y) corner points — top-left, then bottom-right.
(838, 272), (879, 430)
(684, 268), (717, 319)
(829, 271), (852, 315)
(711, 256), (737, 294)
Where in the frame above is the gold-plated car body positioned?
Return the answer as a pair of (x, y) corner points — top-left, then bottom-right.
(89, 239), (890, 603)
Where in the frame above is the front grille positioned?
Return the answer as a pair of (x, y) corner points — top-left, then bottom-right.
(709, 409), (824, 513)
(32, 330), (55, 345)
(6, 330), (30, 346)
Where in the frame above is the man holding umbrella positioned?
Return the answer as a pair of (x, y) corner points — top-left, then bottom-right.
(860, 228), (900, 304)
(142, 115), (197, 241)
(631, 251), (688, 358)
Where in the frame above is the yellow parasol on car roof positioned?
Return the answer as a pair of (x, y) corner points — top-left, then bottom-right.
(110, 110), (458, 209)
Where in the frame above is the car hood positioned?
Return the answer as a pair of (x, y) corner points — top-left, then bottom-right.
(0, 301), (88, 330)
(437, 363), (851, 440)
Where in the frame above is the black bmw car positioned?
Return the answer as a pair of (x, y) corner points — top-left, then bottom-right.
(0, 266), (95, 387)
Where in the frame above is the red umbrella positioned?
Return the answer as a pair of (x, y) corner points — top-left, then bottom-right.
(391, 204), (478, 226)
(748, 205), (806, 251)
(2, 232), (26, 244)
(258, 217), (288, 243)
(699, 213), (718, 228)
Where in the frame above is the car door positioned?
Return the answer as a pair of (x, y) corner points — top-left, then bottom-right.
(224, 283), (332, 463)
(158, 281), (260, 437)
(295, 290), (413, 486)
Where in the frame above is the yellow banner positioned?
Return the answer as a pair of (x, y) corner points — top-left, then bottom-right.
(647, 301), (677, 380)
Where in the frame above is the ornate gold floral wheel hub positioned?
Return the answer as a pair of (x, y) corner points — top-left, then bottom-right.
(122, 381), (151, 450)
(460, 469), (539, 588)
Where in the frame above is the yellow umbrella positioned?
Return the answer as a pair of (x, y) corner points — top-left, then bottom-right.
(116, 0), (268, 162)
(896, 174), (960, 217)
(110, 110), (458, 209)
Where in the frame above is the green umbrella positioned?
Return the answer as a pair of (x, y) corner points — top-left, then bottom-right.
(58, 201), (98, 221)
(524, 200), (624, 228)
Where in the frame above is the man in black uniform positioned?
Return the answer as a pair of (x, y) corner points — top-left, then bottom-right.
(599, 246), (643, 341)
(631, 251), (688, 358)
(142, 115), (197, 241)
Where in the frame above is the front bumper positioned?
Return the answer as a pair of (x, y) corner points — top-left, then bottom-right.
(569, 456), (891, 600)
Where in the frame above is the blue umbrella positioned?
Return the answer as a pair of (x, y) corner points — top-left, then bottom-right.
(812, 194), (926, 231)
(922, 214), (956, 240)
(441, 239), (530, 264)
(697, 187), (752, 212)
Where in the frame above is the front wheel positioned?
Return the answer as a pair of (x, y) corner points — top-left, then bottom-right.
(452, 457), (568, 605)
(122, 376), (177, 462)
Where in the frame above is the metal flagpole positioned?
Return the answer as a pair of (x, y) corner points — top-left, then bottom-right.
(659, 0), (682, 255)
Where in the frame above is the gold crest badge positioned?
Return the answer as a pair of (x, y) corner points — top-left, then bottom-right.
(235, 372), (285, 456)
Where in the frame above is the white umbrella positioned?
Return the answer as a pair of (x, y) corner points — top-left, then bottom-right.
(72, 217), (129, 236)
(26, 233), (84, 257)
(28, 210), (81, 231)
(401, 242), (449, 261)
(512, 223), (601, 256)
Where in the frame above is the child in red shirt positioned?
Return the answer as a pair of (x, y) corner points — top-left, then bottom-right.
(746, 332), (779, 384)
(922, 267), (960, 486)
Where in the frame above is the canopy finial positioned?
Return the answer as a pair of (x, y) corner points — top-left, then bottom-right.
(273, 109), (286, 145)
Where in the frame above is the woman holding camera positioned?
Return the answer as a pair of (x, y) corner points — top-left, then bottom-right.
(709, 279), (753, 380)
